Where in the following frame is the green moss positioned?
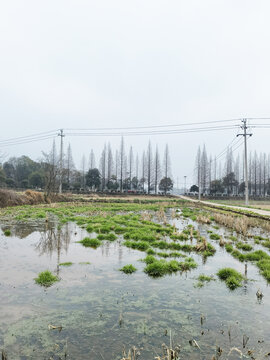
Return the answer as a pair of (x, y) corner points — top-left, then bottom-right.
(78, 237), (102, 248)
(119, 264), (137, 274)
(34, 270), (59, 287)
(59, 262), (73, 266)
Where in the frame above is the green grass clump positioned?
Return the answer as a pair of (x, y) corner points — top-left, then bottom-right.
(34, 270), (59, 287)
(170, 233), (189, 241)
(146, 248), (156, 255)
(195, 274), (215, 288)
(144, 260), (169, 277)
(59, 262), (73, 266)
(225, 243), (233, 253)
(198, 274), (214, 282)
(79, 262), (91, 265)
(179, 258), (197, 271)
(119, 264), (137, 274)
(78, 237), (102, 248)
(157, 252), (170, 258)
(97, 233), (117, 241)
(210, 233), (221, 240)
(86, 224), (94, 233)
(257, 259), (270, 282)
(142, 255), (157, 264)
(236, 242), (253, 251)
(4, 229), (11, 236)
(217, 267), (243, 290)
(123, 240), (150, 251)
(229, 235), (238, 242)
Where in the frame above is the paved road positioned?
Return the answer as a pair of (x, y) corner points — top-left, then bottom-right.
(179, 196), (270, 218)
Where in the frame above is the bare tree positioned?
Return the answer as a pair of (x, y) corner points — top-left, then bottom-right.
(154, 145), (161, 194)
(119, 137), (125, 192)
(146, 141), (153, 194)
(66, 143), (75, 189)
(42, 140), (59, 196)
(81, 154), (86, 190)
(99, 143), (107, 191)
(89, 149), (95, 169)
(107, 143), (113, 185)
(128, 146), (134, 190)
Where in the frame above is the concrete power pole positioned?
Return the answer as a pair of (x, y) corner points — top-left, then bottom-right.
(58, 129), (65, 194)
(184, 175), (187, 194)
(237, 119), (252, 206)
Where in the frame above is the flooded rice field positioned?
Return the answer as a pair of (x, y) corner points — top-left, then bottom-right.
(1, 200), (270, 359)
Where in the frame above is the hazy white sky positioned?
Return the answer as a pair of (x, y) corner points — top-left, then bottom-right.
(1, 0), (270, 187)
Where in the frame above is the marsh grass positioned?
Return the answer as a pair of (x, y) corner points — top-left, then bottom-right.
(59, 262), (73, 266)
(217, 268), (244, 290)
(34, 270), (59, 287)
(144, 257), (197, 277)
(235, 242), (253, 251)
(78, 237), (102, 248)
(119, 264), (137, 274)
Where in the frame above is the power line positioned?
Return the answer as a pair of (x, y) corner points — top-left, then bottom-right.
(0, 135), (57, 147)
(65, 118), (241, 131)
(66, 125), (238, 137)
(0, 130), (58, 144)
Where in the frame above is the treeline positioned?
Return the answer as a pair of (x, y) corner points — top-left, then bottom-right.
(192, 145), (270, 196)
(0, 138), (173, 195)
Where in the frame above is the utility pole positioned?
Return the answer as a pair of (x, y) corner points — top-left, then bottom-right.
(184, 175), (187, 194)
(237, 119), (252, 206)
(58, 129), (65, 194)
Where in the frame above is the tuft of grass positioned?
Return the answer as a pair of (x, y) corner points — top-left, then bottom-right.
(4, 229), (11, 236)
(79, 262), (91, 265)
(119, 264), (137, 274)
(217, 267), (243, 290)
(257, 259), (270, 282)
(123, 240), (150, 251)
(142, 255), (157, 264)
(59, 262), (73, 266)
(78, 237), (102, 248)
(197, 274), (214, 282)
(210, 233), (221, 240)
(236, 242), (253, 251)
(144, 260), (169, 277)
(146, 248), (156, 255)
(195, 274), (215, 288)
(34, 270), (59, 287)
(97, 233), (117, 241)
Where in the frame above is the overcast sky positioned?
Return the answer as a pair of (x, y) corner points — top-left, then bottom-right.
(1, 0), (270, 187)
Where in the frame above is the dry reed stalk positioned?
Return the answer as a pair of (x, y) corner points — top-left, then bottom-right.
(195, 237), (208, 251)
(197, 215), (211, 224)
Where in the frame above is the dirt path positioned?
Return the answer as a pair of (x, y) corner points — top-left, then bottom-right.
(180, 196), (270, 218)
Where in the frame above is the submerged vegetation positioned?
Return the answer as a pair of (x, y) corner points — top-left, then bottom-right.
(34, 270), (59, 287)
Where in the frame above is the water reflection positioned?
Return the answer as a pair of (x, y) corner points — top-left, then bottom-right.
(35, 223), (71, 274)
